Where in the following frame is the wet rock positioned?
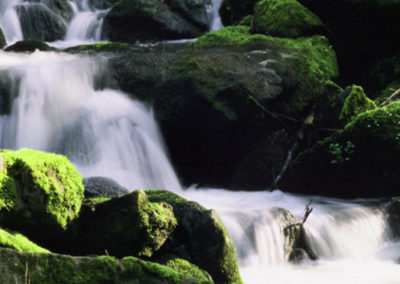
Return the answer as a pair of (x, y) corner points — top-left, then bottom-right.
(83, 176), (129, 197)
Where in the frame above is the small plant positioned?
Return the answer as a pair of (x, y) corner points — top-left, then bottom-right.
(328, 141), (355, 164)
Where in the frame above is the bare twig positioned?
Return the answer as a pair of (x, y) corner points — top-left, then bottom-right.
(25, 261), (30, 284)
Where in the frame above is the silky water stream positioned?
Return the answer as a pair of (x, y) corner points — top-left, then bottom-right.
(0, 1), (400, 283)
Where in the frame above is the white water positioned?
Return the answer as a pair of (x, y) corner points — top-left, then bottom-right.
(0, 0), (23, 44)
(0, 51), (181, 191)
(183, 189), (400, 284)
(207, 0), (223, 31)
(1, 2), (400, 284)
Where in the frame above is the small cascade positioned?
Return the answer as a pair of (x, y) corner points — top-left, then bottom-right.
(183, 189), (400, 284)
(0, 50), (182, 191)
(65, 0), (110, 43)
(207, 0), (223, 31)
(0, 0), (23, 44)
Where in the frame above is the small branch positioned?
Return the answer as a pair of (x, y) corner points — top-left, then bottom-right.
(379, 88), (400, 107)
(301, 200), (313, 226)
(25, 261), (30, 284)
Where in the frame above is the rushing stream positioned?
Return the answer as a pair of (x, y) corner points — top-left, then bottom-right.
(0, 1), (400, 283)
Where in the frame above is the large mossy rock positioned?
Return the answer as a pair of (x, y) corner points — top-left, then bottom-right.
(69, 190), (177, 258)
(102, 0), (209, 43)
(0, 248), (210, 283)
(281, 102), (400, 198)
(110, 26), (338, 187)
(0, 149), (84, 242)
(253, 0), (323, 38)
(147, 190), (243, 284)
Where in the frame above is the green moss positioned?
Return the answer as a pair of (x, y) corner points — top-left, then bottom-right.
(339, 85), (377, 124)
(0, 228), (50, 253)
(189, 26), (253, 48)
(0, 247), (206, 283)
(234, 15), (253, 26)
(155, 254), (213, 282)
(0, 149), (84, 244)
(64, 42), (131, 53)
(253, 0), (322, 38)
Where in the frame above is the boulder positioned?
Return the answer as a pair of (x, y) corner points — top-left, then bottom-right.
(69, 190), (177, 258)
(83, 176), (129, 198)
(4, 40), (52, 52)
(0, 248), (210, 283)
(102, 0), (209, 43)
(385, 197), (400, 239)
(147, 190), (243, 284)
(110, 26), (338, 187)
(253, 0), (323, 38)
(16, 3), (68, 41)
(27, 0), (74, 22)
(281, 102), (400, 198)
(0, 149), (84, 241)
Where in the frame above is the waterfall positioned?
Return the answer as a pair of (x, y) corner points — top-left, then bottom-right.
(64, 0), (109, 43)
(1, 2), (400, 284)
(0, 0), (23, 44)
(207, 0), (223, 31)
(0, 50), (182, 191)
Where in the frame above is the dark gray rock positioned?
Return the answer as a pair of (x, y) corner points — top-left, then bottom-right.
(83, 176), (129, 197)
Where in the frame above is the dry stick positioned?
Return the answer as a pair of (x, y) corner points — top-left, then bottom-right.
(25, 261), (30, 284)
(379, 88), (400, 107)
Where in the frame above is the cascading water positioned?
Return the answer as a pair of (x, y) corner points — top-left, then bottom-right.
(1, 2), (400, 284)
(0, 51), (181, 191)
(64, 0), (109, 44)
(207, 0), (223, 31)
(0, 0), (23, 44)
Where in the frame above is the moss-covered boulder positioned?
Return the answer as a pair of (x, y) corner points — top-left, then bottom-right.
(0, 149), (84, 242)
(0, 248), (210, 283)
(109, 26), (338, 187)
(4, 40), (52, 52)
(281, 102), (400, 198)
(253, 0), (323, 38)
(102, 0), (209, 43)
(339, 85), (377, 124)
(69, 190), (177, 258)
(147, 190), (243, 284)
(0, 228), (49, 253)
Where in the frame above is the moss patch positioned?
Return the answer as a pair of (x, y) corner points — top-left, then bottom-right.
(0, 248), (205, 283)
(253, 0), (322, 38)
(64, 42), (131, 53)
(339, 85), (377, 124)
(0, 228), (50, 253)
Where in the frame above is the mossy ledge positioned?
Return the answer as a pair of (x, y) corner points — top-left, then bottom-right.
(0, 247), (210, 283)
